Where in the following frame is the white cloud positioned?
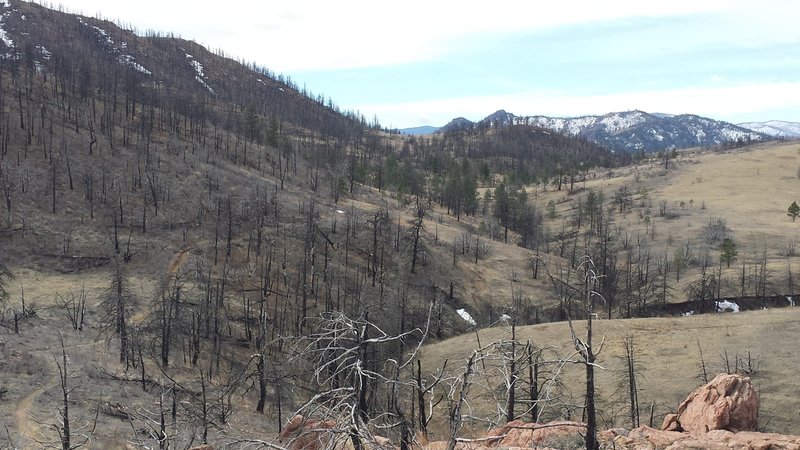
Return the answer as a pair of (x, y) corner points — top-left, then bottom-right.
(55, 0), (800, 72)
(361, 82), (800, 127)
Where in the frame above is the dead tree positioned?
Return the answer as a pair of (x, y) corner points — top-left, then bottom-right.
(292, 307), (430, 450)
(566, 257), (606, 450)
(100, 259), (136, 364)
(446, 352), (476, 450)
(53, 334), (91, 450)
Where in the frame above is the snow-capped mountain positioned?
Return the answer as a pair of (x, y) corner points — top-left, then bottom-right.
(737, 121), (800, 139)
(446, 110), (767, 153)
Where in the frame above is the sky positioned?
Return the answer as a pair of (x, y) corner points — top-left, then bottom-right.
(55, 0), (800, 128)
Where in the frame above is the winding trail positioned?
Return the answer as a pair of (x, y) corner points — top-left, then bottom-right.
(12, 340), (100, 449)
(14, 362), (58, 449)
(132, 244), (193, 324)
(13, 245), (192, 447)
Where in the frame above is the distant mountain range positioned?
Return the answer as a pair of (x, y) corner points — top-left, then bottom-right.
(736, 120), (800, 138)
(400, 110), (797, 153)
(398, 125), (439, 136)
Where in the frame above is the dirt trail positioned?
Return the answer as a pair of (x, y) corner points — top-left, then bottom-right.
(14, 363), (58, 448)
(13, 340), (99, 449)
(132, 245), (193, 324)
(166, 245), (193, 275)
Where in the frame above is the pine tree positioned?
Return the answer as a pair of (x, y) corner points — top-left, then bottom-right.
(720, 238), (738, 268)
(789, 201), (800, 222)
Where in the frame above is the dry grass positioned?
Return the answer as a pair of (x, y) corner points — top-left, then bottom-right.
(420, 307), (800, 435)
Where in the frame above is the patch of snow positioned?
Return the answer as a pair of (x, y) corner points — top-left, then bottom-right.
(0, 4), (14, 52)
(0, 26), (12, 49)
(118, 54), (151, 75)
(788, 296), (795, 307)
(79, 18), (115, 48)
(499, 313), (512, 321)
(716, 300), (740, 313)
(682, 310), (695, 316)
(185, 53), (215, 94)
(0, 1), (8, 8)
(739, 120), (800, 138)
(37, 45), (51, 59)
(599, 111), (647, 134)
(456, 308), (477, 326)
(336, 209), (345, 214)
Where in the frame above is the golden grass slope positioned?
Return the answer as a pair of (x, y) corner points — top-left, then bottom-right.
(420, 307), (800, 435)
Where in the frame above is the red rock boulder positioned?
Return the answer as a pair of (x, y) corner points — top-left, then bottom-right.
(661, 373), (759, 434)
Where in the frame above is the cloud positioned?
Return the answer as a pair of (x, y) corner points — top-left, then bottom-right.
(54, 0), (800, 72)
(360, 82), (800, 127)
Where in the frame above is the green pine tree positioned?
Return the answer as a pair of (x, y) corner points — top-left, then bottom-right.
(720, 238), (738, 268)
(789, 201), (800, 222)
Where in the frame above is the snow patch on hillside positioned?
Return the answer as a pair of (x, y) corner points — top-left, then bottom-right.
(599, 111), (647, 134)
(79, 18), (114, 48)
(185, 53), (215, 94)
(739, 120), (800, 138)
(456, 308), (477, 326)
(118, 54), (151, 75)
(716, 300), (740, 313)
(0, 2), (14, 53)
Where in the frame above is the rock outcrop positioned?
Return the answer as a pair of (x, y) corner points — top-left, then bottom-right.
(661, 373), (759, 433)
(278, 415), (339, 450)
(604, 426), (800, 449)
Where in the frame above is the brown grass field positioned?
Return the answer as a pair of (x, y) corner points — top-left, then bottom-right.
(420, 307), (800, 435)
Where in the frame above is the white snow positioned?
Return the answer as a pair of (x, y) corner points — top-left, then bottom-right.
(0, 26), (12, 49)
(788, 296), (795, 307)
(682, 310), (695, 316)
(716, 300), (740, 313)
(739, 120), (800, 138)
(38, 45), (51, 59)
(456, 308), (477, 326)
(0, 3), (13, 52)
(499, 313), (512, 321)
(599, 111), (647, 134)
(118, 54), (151, 75)
(185, 53), (215, 94)
(336, 209), (345, 214)
(79, 18), (114, 47)
(0, 1), (9, 8)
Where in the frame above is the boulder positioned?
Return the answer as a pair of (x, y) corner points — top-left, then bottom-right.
(485, 420), (586, 448)
(279, 414), (339, 450)
(660, 373), (758, 434)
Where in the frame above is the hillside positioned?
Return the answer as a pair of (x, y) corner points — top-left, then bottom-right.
(420, 307), (800, 435)
(0, 1), (626, 448)
(1, 1), (800, 449)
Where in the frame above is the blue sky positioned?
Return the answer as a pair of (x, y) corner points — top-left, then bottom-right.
(60, 1), (800, 128)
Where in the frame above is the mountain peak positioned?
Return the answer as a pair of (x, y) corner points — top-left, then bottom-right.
(442, 110), (768, 152)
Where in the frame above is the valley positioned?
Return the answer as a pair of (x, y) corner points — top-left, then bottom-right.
(0, 1), (798, 449)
